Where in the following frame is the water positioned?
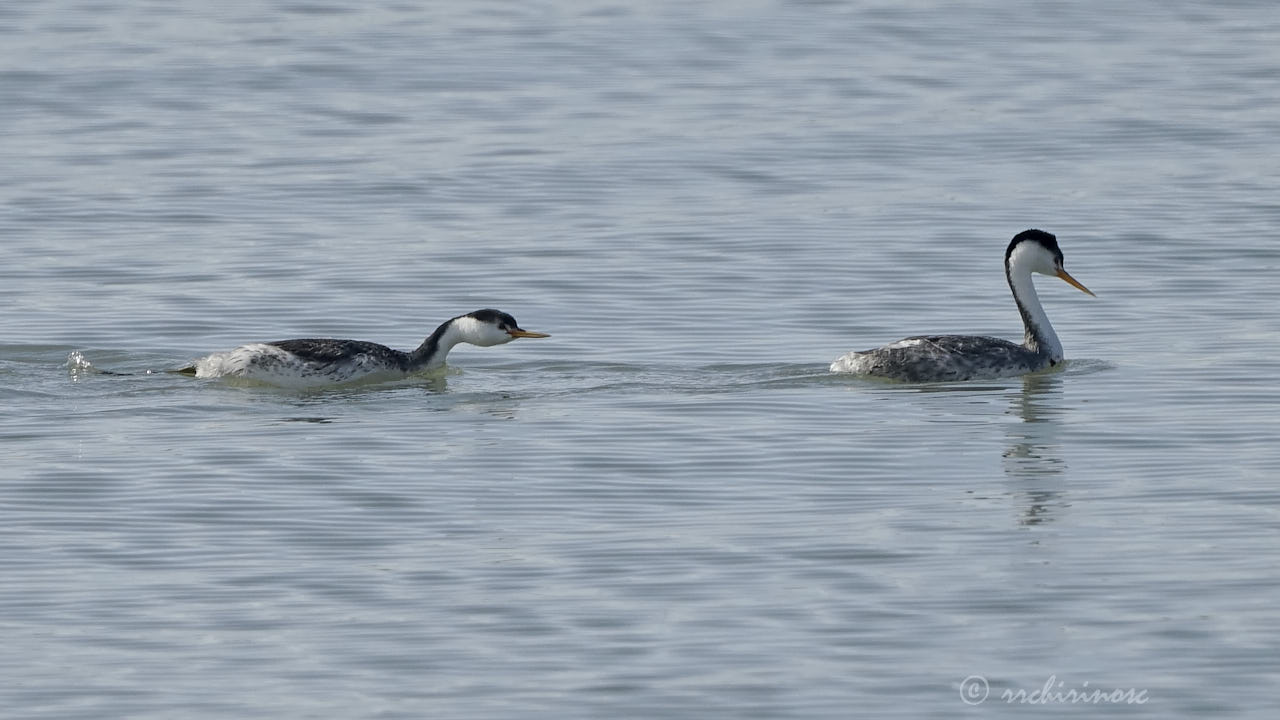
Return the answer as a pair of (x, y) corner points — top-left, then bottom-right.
(3, 1), (1280, 717)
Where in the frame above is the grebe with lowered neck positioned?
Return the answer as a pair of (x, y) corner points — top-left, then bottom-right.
(182, 308), (549, 388)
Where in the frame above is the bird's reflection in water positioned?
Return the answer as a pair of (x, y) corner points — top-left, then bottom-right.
(1004, 372), (1069, 526)
(265, 373), (524, 421)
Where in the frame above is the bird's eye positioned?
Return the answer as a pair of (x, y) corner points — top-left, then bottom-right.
(498, 324), (508, 331)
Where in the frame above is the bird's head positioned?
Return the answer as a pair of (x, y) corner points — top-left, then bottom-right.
(1006, 229), (1095, 296)
(452, 309), (551, 347)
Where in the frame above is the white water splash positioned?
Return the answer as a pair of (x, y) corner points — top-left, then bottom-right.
(65, 350), (94, 380)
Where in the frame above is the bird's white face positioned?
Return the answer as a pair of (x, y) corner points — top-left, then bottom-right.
(1012, 240), (1095, 296)
(455, 316), (517, 347)
(454, 314), (551, 347)
(1013, 240), (1061, 276)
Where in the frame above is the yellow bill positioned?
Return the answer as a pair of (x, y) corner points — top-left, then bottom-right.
(1056, 268), (1096, 297)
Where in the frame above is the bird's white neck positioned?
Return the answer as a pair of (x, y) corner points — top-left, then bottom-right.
(1006, 258), (1063, 361)
(410, 318), (472, 370)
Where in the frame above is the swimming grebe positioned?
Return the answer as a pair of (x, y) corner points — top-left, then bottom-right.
(829, 229), (1094, 382)
(182, 308), (549, 387)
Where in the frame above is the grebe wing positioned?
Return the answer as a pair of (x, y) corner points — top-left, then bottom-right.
(901, 334), (1025, 357)
(845, 335), (1039, 381)
(269, 338), (402, 366)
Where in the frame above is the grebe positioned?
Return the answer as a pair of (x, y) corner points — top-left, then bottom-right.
(181, 308), (549, 387)
(829, 229), (1094, 382)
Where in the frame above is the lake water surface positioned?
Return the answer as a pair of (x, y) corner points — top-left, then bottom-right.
(3, 1), (1279, 718)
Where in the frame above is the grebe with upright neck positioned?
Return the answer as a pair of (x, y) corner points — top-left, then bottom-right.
(182, 308), (549, 388)
(829, 229), (1094, 382)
